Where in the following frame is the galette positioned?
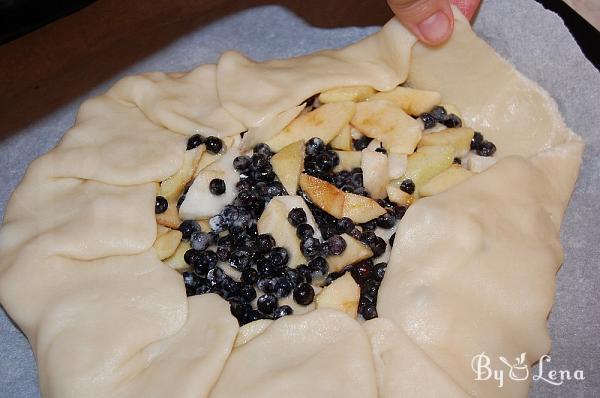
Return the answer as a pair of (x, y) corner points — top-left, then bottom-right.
(0, 7), (583, 398)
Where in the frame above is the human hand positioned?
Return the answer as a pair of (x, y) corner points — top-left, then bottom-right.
(387, 0), (481, 45)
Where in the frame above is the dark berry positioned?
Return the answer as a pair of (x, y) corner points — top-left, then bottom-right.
(335, 217), (354, 234)
(374, 262), (387, 282)
(453, 157), (462, 165)
(308, 256), (328, 276)
(288, 208), (307, 227)
(257, 278), (275, 294)
(179, 220), (200, 240)
(253, 143), (273, 158)
(375, 147), (387, 154)
(362, 281), (380, 301)
(326, 235), (347, 256)
(349, 228), (363, 241)
(285, 268), (304, 286)
(184, 249), (201, 267)
(361, 220), (377, 232)
(376, 212), (397, 229)
(190, 232), (211, 251)
(388, 233), (396, 247)
(293, 282), (315, 306)
(155, 196), (168, 214)
(443, 114), (462, 128)
(230, 250), (251, 270)
(361, 304), (378, 320)
(233, 155), (251, 172)
(209, 215), (227, 233)
(430, 105), (447, 122)
(420, 113), (437, 129)
(267, 181), (285, 197)
(241, 268), (259, 285)
(305, 137), (325, 156)
(251, 153), (270, 169)
(300, 237), (322, 258)
(256, 257), (275, 276)
(274, 277), (293, 298)
(353, 136), (372, 151)
(400, 179), (415, 195)
(392, 205), (407, 220)
(205, 136), (223, 153)
(209, 178), (226, 195)
(477, 141), (496, 157)
(269, 247), (289, 267)
(257, 294), (278, 314)
(296, 264), (313, 284)
(296, 223), (314, 239)
(314, 152), (335, 173)
(240, 285), (257, 303)
(351, 260), (373, 283)
(369, 237), (387, 257)
(256, 234), (276, 252)
(198, 250), (218, 268)
(273, 305), (293, 319)
(471, 132), (484, 150)
(206, 267), (225, 287)
(186, 134), (205, 150)
(216, 246), (231, 262)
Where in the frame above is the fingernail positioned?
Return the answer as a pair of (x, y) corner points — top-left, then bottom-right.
(417, 11), (451, 44)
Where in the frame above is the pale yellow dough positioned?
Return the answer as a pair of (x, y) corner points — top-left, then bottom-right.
(0, 6), (583, 398)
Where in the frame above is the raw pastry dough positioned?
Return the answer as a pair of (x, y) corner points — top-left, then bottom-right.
(0, 6), (583, 398)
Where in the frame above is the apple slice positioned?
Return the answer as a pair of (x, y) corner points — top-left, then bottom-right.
(156, 198), (181, 229)
(386, 184), (415, 207)
(179, 148), (240, 220)
(419, 164), (473, 197)
(361, 150), (389, 199)
(257, 196), (321, 268)
(342, 192), (387, 223)
(418, 127), (474, 157)
(333, 150), (362, 172)
(441, 103), (462, 118)
(327, 234), (374, 273)
(160, 146), (204, 202)
(267, 101), (356, 151)
(402, 145), (454, 188)
(241, 105), (305, 151)
(318, 85), (376, 103)
(369, 86), (442, 116)
(388, 153), (407, 179)
(351, 99), (422, 154)
(163, 240), (191, 271)
(271, 140), (305, 194)
(153, 229), (183, 260)
(316, 273), (360, 318)
(299, 173), (345, 219)
(330, 124), (353, 151)
(467, 154), (497, 173)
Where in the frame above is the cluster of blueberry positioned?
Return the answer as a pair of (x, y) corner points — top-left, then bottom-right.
(470, 132), (497, 157)
(419, 105), (462, 130)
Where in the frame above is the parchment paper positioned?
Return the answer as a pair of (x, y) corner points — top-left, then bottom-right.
(1, 0), (598, 396)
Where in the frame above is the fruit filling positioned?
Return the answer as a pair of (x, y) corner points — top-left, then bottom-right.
(152, 85), (498, 326)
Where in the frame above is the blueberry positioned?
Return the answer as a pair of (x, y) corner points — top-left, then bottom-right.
(256, 234), (276, 252)
(194, 283), (211, 296)
(353, 136), (372, 151)
(220, 278), (241, 300)
(230, 250), (251, 270)
(209, 215), (227, 233)
(182, 271), (196, 287)
(308, 256), (328, 276)
(392, 205), (407, 220)
(269, 247), (289, 267)
(184, 249), (201, 267)
(443, 114), (462, 128)
(420, 113), (437, 129)
(326, 235), (347, 256)
(256, 258), (275, 276)
(369, 237), (387, 257)
(241, 268), (259, 285)
(471, 132), (484, 150)
(206, 267), (225, 287)
(179, 220), (201, 240)
(296, 223), (314, 240)
(233, 155), (252, 172)
(286, 268), (304, 286)
(253, 169), (276, 182)
(375, 147), (387, 154)
(314, 152), (334, 173)
(349, 228), (363, 241)
(430, 106), (448, 122)
(230, 302), (252, 324)
(362, 281), (380, 301)
(273, 305), (293, 319)
(267, 181), (285, 197)
(186, 134), (205, 150)
(274, 277), (293, 298)
(453, 157), (462, 165)
(209, 178), (226, 195)
(305, 137), (325, 156)
(296, 264), (313, 284)
(400, 179), (415, 195)
(361, 231), (378, 246)
(361, 220), (377, 232)
(350, 169), (363, 188)
(374, 262), (387, 282)
(288, 208), (307, 227)
(190, 232), (212, 251)
(300, 237), (321, 258)
(293, 282), (315, 306)
(257, 294), (278, 314)
(199, 250), (218, 268)
(477, 141), (496, 157)
(388, 233), (396, 247)
(361, 304), (378, 320)
(240, 285), (257, 303)
(222, 205), (240, 224)
(325, 271), (344, 286)
(205, 136), (223, 153)
(253, 143), (273, 158)
(155, 196), (168, 214)
(216, 246), (231, 262)
(376, 212), (397, 229)
(351, 260), (373, 283)
(335, 217), (354, 234)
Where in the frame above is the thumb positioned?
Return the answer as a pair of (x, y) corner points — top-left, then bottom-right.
(387, 0), (454, 45)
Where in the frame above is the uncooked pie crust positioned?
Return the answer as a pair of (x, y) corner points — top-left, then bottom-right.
(0, 7), (583, 398)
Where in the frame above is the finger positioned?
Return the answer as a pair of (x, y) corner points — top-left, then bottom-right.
(450, 0), (481, 21)
(387, 0), (454, 45)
